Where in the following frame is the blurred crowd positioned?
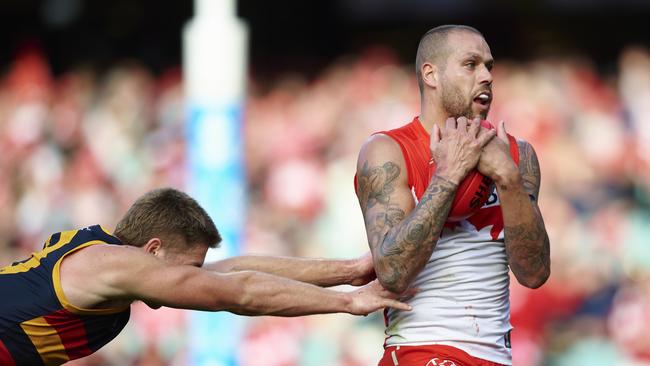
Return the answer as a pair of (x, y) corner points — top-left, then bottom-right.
(1, 44), (650, 365)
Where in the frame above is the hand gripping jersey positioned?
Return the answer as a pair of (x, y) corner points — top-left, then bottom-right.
(357, 117), (519, 365)
(0, 225), (130, 366)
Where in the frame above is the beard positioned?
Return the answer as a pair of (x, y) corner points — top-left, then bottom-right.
(440, 77), (487, 120)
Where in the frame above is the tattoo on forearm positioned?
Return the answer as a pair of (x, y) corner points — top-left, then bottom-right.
(505, 220), (550, 282)
(517, 140), (541, 200)
(358, 160), (457, 289)
(505, 141), (550, 286)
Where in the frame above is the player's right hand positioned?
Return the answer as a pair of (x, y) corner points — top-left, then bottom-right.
(348, 280), (416, 315)
(430, 117), (496, 184)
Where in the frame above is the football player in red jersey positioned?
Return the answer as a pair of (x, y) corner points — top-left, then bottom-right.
(355, 25), (550, 366)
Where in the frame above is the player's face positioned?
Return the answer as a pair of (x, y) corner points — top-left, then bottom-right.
(438, 31), (494, 120)
(144, 239), (209, 309)
(160, 241), (209, 268)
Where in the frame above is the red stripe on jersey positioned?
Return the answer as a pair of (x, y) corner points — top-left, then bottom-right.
(44, 309), (93, 359)
(0, 339), (17, 366)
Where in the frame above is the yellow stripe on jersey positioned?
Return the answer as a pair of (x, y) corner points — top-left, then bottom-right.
(43, 236), (52, 249)
(0, 230), (78, 275)
(20, 317), (69, 366)
(51, 241), (129, 315)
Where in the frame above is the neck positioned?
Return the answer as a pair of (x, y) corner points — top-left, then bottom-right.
(418, 93), (449, 135)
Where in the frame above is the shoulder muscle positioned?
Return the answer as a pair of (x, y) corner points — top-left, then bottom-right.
(356, 134), (416, 249)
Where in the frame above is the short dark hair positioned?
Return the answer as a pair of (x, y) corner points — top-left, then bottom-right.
(114, 188), (221, 248)
(415, 24), (484, 92)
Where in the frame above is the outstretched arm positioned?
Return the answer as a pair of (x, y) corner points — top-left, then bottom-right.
(357, 118), (495, 293)
(204, 253), (375, 287)
(74, 245), (410, 316)
(478, 121), (550, 288)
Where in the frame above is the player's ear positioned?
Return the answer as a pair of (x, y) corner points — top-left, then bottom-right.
(142, 238), (162, 257)
(421, 62), (438, 89)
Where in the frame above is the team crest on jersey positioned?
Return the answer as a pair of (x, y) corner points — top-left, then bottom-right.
(426, 359), (457, 366)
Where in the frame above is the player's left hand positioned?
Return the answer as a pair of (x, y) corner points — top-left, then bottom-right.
(348, 280), (417, 315)
(350, 252), (376, 286)
(477, 120), (517, 182)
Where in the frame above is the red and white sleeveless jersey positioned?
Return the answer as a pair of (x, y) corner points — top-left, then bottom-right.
(359, 117), (520, 365)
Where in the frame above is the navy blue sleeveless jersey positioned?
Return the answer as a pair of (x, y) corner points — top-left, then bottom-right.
(0, 225), (131, 366)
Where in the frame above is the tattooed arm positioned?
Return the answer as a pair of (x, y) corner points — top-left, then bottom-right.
(478, 121), (550, 289)
(356, 117), (495, 293)
(499, 140), (550, 288)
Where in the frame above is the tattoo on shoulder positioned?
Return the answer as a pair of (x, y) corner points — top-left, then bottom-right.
(357, 161), (402, 211)
(517, 140), (541, 200)
(357, 160), (407, 252)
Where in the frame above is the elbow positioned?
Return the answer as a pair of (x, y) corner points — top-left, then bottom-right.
(376, 265), (409, 294)
(518, 267), (550, 289)
(521, 279), (546, 290)
(378, 278), (408, 294)
(373, 256), (413, 294)
(219, 271), (258, 315)
(235, 272), (257, 310)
